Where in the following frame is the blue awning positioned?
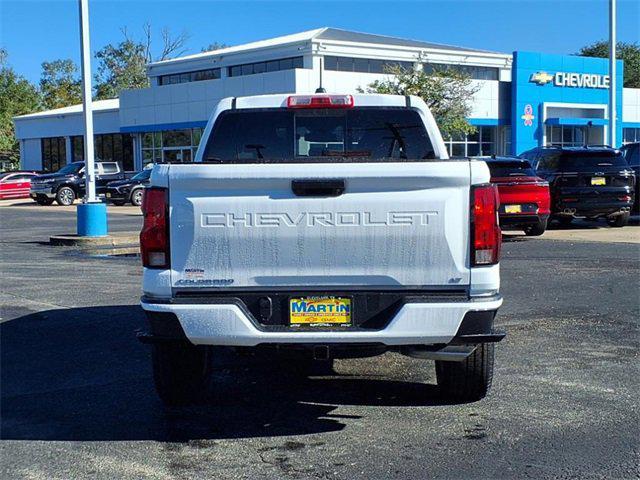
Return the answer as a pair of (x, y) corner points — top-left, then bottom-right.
(545, 118), (608, 126)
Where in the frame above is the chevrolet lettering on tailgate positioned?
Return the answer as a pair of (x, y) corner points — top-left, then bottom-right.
(202, 211), (438, 228)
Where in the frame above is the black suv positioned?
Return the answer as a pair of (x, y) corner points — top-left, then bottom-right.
(519, 146), (635, 227)
(103, 168), (151, 206)
(620, 142), (639, 212)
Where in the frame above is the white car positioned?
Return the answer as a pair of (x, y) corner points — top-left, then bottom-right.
(139, 93), (504, 405)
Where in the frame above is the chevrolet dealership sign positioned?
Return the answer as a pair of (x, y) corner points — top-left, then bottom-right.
(530, 71), (610, 89)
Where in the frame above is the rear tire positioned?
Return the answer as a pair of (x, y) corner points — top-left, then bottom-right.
(55, 186), (76, 206)
(152, 342), (211, 406)
(436, 343), (494, 402)
(35, 198), (54, 206)
(607, 212), (629, 228)
(130, 188), (144, 207)
(524, 218), (547, 236)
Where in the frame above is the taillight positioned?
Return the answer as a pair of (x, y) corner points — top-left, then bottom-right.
(471, 184), (501, 266)
(140, 187), (169, 268)
(287, 95), (354, 109)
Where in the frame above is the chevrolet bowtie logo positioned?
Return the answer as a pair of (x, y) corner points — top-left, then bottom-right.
(530, 71), (555, 85)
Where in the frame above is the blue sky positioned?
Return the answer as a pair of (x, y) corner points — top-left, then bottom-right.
(1, 0), (639, 84)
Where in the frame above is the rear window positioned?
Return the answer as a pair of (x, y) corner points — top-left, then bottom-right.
(538, 150), (628, 170)
(623, 144), (639, 167)
(487, 161), (535, 177)
(560, 152), (628, 169)
(202, 108), (435, 163)
(100, 163), (119, 174)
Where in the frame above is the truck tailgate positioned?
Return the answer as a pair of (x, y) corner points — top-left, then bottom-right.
(168, 162), (470, 289)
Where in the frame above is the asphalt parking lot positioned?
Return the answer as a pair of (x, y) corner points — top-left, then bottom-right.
(1, 203), (639, 480)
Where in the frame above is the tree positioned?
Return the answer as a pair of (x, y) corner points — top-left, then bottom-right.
(0, 49), (42, 169)
(201, 42), (229, 53)
(361, 62), (479, 138)
(577, 41), (640, 88)
(94, 24), (190, 100)
(40, 59), (82, 110)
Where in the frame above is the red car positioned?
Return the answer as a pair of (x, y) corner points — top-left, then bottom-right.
(485, 157), (551, 236)
(0, 171), (39, 200)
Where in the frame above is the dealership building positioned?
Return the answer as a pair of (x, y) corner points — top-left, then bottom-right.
(14, 27), (640, 172)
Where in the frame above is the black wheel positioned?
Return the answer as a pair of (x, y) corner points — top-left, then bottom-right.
(607, 212), (630, 228)
(111, 200), (126, 206)
(35, 197), (54, 206)
(524, 218), (547, 236)
(151, 342), (211, 406)
(55, 186), (76, 206)
(436, 343), (494, 402)
(130, 188), (144, 207)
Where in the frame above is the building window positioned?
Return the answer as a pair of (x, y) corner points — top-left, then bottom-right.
(502, 126), (512, 156)
(158, 68), (221, 86)
(443, 126), (496, 157)
(623, 127), (640, 144)
(422, 63), (499, 81)
(546, 126), (583, 147)
(141, 128), (204, 164)
(41, 137), (66, 172)
(324, 56), (414, 73)
(227, 57), (304, 77)
(70, 134), (134, 170)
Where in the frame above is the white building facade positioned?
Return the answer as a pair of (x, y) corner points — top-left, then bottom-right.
(14, 28), (640, 171)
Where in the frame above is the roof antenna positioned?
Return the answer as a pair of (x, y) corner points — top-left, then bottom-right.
(315, 56), (326, 93)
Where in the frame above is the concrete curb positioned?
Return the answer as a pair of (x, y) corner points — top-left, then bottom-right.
(50, 232), (139, 247)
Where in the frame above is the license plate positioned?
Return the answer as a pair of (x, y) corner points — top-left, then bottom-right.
(505, 204), (522, 214)
(289, 297), (352, 326)
(105, 193), (111, 198)
(591, 177), (606, 186)
(30, 193), (36, 198)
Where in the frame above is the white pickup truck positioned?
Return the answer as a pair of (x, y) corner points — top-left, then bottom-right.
(140, 93), (504, 406)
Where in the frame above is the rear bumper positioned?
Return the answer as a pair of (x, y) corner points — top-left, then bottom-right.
(140, 293), (503, 347)
(499, 213), (548, 228)
(553, 187), (634, 217)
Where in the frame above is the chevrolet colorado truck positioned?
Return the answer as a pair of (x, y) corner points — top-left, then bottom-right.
(140, 93), (504, 406)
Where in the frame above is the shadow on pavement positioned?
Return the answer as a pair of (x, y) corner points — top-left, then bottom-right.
(1, 305), (444, 442)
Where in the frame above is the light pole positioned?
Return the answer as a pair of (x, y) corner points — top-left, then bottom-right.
(608, 0), (616, 147)
(76, 0), (107, 236)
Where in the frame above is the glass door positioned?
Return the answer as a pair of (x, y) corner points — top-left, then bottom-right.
(162, 148), (192, 163)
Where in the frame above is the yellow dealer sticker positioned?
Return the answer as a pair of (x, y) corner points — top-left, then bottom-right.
(505, 205), (522, 214)
(290, 297), (351, 326)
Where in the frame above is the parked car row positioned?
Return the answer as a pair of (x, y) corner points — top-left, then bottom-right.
(2, 144), (638, 228)
(28, 161), (137, 206)
(0, 161), (151, 207)
(476, 143), (637, 235)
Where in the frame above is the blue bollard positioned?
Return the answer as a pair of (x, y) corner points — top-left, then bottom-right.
(77, 202), (108, 237)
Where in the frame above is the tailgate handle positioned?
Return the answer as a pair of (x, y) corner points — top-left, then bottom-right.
(292, 179), (345, 197)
